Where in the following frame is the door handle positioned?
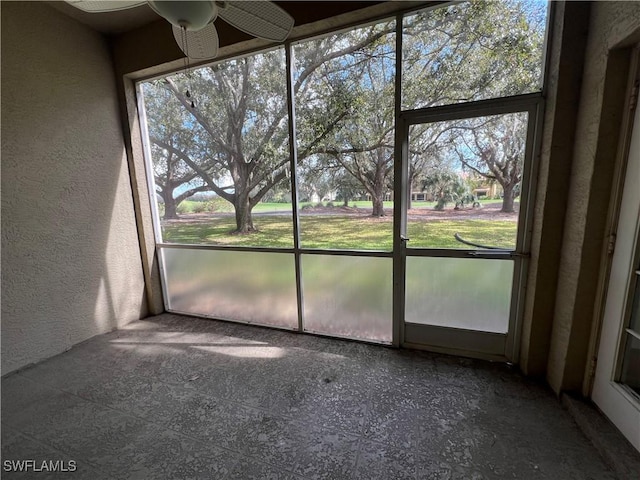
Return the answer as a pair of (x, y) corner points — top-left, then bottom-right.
(400, 235), (410, 243)
(468, 251), (529, 258)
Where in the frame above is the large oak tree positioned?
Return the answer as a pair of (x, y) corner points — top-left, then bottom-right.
(142, 0), (547, 229)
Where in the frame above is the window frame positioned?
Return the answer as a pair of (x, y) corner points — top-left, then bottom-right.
(134, 0), (552, 353)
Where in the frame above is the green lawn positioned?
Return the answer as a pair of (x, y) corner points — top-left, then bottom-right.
(179, 198), (505, 214)
(162, 214), (517, 250)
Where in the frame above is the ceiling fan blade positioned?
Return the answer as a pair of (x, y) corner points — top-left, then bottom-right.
(64, 0), (146, 13)
(172, 23), (219, 60)
(218, 1), (294, 42)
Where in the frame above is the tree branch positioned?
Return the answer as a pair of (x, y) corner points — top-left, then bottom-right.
(175, 185), (210, 204)
(163, 78), (234, 159)
(151, 136), (234, 203)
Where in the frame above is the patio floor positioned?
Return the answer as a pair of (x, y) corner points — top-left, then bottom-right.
(1, 313), (617, 479)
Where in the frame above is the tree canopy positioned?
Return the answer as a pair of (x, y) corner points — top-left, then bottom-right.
(141, 0), (547, 232)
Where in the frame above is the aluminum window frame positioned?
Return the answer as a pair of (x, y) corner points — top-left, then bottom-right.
(135, 1), (550, 357)
(394, 93), (544, 360)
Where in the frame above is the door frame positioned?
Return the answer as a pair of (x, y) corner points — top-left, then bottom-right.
(392, 94), (545, 361)
(592, 46), (640, 452)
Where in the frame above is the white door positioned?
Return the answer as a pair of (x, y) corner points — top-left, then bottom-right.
(592, 78), (640, 452)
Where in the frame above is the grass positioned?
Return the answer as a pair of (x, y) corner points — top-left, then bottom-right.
(162, 214), (517, 250)
(164, 216), (295, 248)
(178, 198), (505, 214)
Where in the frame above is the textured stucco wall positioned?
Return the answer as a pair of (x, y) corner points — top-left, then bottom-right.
(1, 2), (147, 374)
(546, 1), (640, 393)
(520, 2), (591, 376)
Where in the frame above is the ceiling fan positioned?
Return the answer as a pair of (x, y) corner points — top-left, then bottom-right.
(64, 1), (295, 60)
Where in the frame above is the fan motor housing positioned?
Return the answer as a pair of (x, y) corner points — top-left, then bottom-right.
(148, 1), (217, 31)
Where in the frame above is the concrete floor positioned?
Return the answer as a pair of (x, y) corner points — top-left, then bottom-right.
(2, 313), (617, 479)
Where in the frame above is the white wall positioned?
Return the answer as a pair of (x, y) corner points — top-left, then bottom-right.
(1, 2), (147, 374)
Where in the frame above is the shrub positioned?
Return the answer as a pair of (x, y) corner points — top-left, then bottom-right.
(273, 194), (292, 203)
(192, 202), (206, 213)
(205, 197), (232, 213)
(176, 202), (191, 214)
(434, 198), (447, 211)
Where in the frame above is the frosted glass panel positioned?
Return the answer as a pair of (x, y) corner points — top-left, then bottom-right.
(161, 248), (297, 328)
(405, 257), (513, 333)
(301, 255), (392, 342)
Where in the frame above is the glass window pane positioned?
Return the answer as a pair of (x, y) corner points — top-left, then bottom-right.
(140, 47), (293, 247)
(620, 334), (640, 397)
(621, 273), (640, 396)
(402, 0), (548, 109)
(161, 248), (298, 329)
(405, 257), (514, 333)
(407, 112), (528, 250)
(301, 255), (392, 342)
(626, 276), (640, 332)
(293, 20), (396, 251)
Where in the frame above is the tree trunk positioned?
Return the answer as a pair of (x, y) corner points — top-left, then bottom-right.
(371, 185), (386, 217)
(163, 194), (179, 220)
(371, 171), (386, 217)
(407, 171), (415, 210)
(233, 193), (256, 233)
(501, 184), (516, 213)
(372, 195), (385, 216)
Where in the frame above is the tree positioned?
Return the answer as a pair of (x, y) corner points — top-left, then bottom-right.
(422, 171), (467, 210)
(324, 77), (395, 217)
(407, 123), (455, 209)
(151, 141), (209, 219)
(450, 113), (527, 213)
(153, 52), (292, 233)
(400, 0), (545, 209)
(297, 157), (338, 203)
(334, 171), (366, 207)
(143, 24), (395, 233)
(142, 0), (546, 228)
(295, 21), (396, 217)
(301, 0), (546, 216)
(402, 0), (547, 108)
(142, 86), (211, 219)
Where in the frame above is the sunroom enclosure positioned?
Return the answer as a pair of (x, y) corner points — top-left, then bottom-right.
(138, 1), (549, 360)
